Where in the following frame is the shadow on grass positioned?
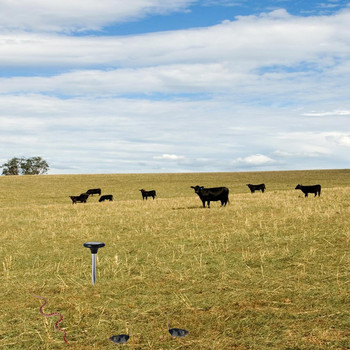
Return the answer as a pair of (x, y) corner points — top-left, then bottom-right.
(172, 206), (203, 210)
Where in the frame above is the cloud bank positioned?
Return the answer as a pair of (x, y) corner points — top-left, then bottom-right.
(0, 0), (196, 32)
(0, 4), (349, 174)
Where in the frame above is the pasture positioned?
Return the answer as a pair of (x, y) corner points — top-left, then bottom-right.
(0, 169), (349, 349)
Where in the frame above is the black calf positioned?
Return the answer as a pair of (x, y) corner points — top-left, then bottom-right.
(99, 195), (113, 202)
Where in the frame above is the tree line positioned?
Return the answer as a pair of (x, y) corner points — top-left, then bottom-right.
(1, 157), (49, 175)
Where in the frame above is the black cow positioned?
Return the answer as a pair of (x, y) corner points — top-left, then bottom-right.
(139, 189), (156, 200)
(99, 194), (113, 202)
(247, 183), (266, 193)
(69, 193), (89, 204)
(86, 188), (101, 196)
(191, 185), (229, 208)
(295, 184), (321, 197)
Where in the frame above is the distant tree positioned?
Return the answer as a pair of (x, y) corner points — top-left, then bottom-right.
(20, 157), (49, 175)
(1, 157), (49, 175)
(1, 157), (22, 175)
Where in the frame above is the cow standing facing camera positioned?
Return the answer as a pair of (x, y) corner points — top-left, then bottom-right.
(139, 189), (156, 200)
(247, 183), (266, 193)
(191, 185), (229, 208)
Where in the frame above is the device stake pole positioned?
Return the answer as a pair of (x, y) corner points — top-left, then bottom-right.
(92, 253), (97, 285)
(83, 242), (105, 285)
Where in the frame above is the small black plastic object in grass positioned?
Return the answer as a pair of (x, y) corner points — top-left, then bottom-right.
(109, 334), (129, 344)
(166, 313), (189, 338)
(83, 241), (105, 285)
(109, 322), (132, 344)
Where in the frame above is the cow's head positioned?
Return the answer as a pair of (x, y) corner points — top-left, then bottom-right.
(295, 184), (302, 190)
(191, 185), (204, 194)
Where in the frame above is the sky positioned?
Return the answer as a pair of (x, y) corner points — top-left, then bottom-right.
(1, 0), (350, 174)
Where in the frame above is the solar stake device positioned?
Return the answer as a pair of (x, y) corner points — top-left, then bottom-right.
(83, 242), (105, 285)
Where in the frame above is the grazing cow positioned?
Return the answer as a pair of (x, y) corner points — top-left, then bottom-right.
(69, 193), (89, 204)
(99, 194), (113, 202)
(247, 183), (266, 193)
(295, 184), (321, 197)
(86, 188), (101, 196)
(191, 185), (229, 208)
(139, 189), (156, 200)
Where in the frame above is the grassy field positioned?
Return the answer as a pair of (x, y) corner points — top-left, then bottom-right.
(0, 169), (349, 349)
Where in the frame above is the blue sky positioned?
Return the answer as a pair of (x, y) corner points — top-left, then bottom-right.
(0, 0), (350, 174)
(104, 0), (349, 35)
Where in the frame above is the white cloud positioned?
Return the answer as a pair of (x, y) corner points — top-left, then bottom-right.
(1, 8), (350, 70)
(339, 135), (350, 146)
(0, 64), (246, 95)
(1, 8), (350, 174)
(234, 154), (276, 166)
(0, 8), (349, 115)
(0, 0), (195, 32)
(0, 93), (348, 173)
(303, 110), (350, 117)
(335, 135), (350, 147)
(273, 150), (330, 158)
(327, 133), (350, 147)
(153, 154), (185, 160)
(272, 132), (350, 163)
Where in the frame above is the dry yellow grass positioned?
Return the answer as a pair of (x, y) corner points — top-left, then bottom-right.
(0, 169), (349, 349)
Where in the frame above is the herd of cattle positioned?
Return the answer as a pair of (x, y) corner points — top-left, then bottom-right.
(69, 188), (156, 204)
(69, 183), (321, 207)
(69, 188), (112, 204)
